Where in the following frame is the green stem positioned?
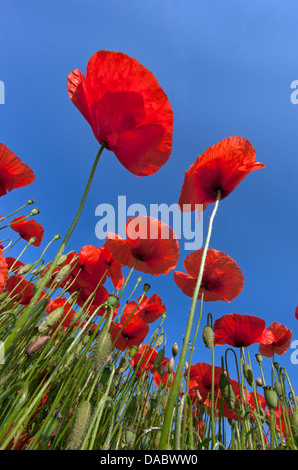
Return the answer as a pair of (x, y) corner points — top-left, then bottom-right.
(158, 190), (221, 449)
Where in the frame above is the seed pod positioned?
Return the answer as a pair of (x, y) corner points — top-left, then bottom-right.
(129, 346), (139, 358)
(202, 325), (214, 348)
(54, 264), (72, 284)
(25, 336), (51, 357)
(106, 294), (119, 307)
(219, 371), (235, 410)
(68, 400), (92, 450)
(38, 307), (64, 333)
(143, 283), (150, 293)
(154, 348), (165, 370)
(263, 385), (278, 410)
(243, 362), (254, 387)
(90, 330), (112, 375)
(41, 411), (62, 441)
(172, 342), (179, 357)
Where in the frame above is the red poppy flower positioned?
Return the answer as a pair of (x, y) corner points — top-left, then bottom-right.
(174, 248), (244, 302)
(4, 275), (35, 305)
(75, 284), (109, 309)
(258, 322), (292, 358)
(67, 50), (173, 177)
(178, 136), (265, 212)
(295, 305), (298, 320)
(213, 313), (274, 348)
(122, 294), (166, 324)
(109, 315), (149, 351)
(4, 256), (25, 274)
(153, 369), (175, 388)
(99, 242), (125, 290)
(0, 143), (35, 197)
(70, 245), (108, 290)
(46, 298), (80, 329)
(10, 216), (44, 247)
(106, 215), (179, 276)
(130, 344), (168, 376)
(0, 249), (8, 293)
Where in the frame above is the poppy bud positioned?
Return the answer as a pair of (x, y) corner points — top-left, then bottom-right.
(38, 307), (64, 333)
(158, 365), (166, 377)
(155, 334), (164, 349)
(274, 381), (283, 399)
(263, 385), (278, 410)
(125, 428), (136, 447)
(255, 353), (263, 364)
(18, 263), (34, 275)
(91, 330), (112, 375)
(290, 411), (298, 443)
(172, 342), (179, 357)
(57, 254), (68, 266)
(100, 366), (112, 385)
(168, 357), (175, 374)
(202, 325), (214, 348)
(53, 234), (61, 241)
(68, 400), (92, 450)
(143, 283), (150, 293)
(256, 377), (263, 387)
(273, 362), (279, 371)
(154, 348), (165, 370)
(243, 363), (254, 387)
(219, 371), (235, 410)
(54, 264), (72, 284)
(41, 411), (62, 441)
(32, 277), (45, 294)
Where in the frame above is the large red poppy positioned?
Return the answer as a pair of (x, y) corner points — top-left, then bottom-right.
(174, 248), (244, 302)
(258, 322), (292, 358)
(213, 313), (274, 348)
(106, 215), (179, 276)
(178, 136), (265, 212)
(67, 50), (173, 176)
(0, 249), (8, 294)
(0, 143), (35, 197)
(10, 216), (44, 247)
(109, 315), (149, 351)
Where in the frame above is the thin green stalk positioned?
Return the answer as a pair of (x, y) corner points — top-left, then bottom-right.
(158, 190), (221, 450)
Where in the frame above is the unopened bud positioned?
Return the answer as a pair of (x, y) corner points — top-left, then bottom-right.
(143, 283), (150, 293)
(255, 353), (263, 364)
(172, 342), (179, 357)
(168, 357), (175, 374)
(243, 363), (254, 387)
(154, 348), (165, 370)
(256, 377), (263, 387)
(30, 208), (40, 216)
(202, 325), (214, 348)
(263, 385), (278, 410)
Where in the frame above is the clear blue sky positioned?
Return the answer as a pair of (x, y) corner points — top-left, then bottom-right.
(1, 1), (298, 393)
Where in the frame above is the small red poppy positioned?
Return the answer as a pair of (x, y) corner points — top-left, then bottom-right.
(122, 294), (166, 324)
(4, 275), (35, 305)
(130, 344), (168, 375)
(106, 215), (179, 276)
(0, 143), (35, 197)
(109, 315), (149, 351)
(10, 216), (44, 247)
(178, 136), (265, 212)
(0, 249), (8, 294)
(174, 248), (244, 302)
(67, 50), (173, 176)
(213, 313), (273, 348)
(258, 322), (292, 357)
(295, 305), (298, 320)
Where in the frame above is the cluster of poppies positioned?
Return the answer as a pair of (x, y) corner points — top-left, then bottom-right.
(0, 50), (295, 437)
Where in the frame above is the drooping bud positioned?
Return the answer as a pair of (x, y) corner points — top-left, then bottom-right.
(38, 307), (64, 333)
(54, 264), (72, 284)
(90, 330), (112, 375)
(219, 371), (235, 410)
(143, 283), (150, 293)
(202, 325), (214, 349)
(41, 411), (62, 441)
(168, 357), (175, 374)
(274, 381), (283, 399)
(30, 208), (40, 216)
(155, 334), (164, 349)
(154, 348), (165, 370)
(243, 362), (254, 387)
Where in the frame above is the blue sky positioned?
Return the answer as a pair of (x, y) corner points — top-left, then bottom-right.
(1, 1), (298, 394)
